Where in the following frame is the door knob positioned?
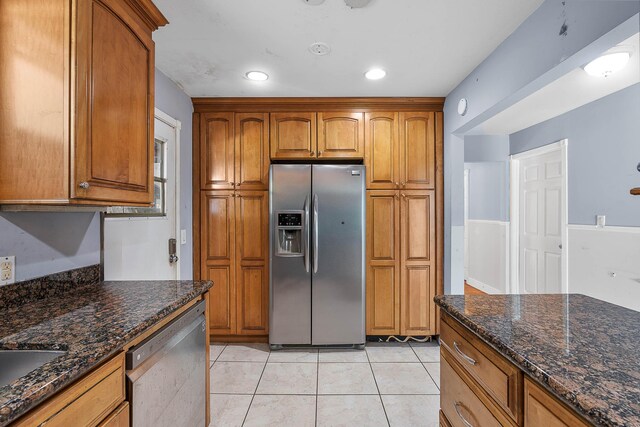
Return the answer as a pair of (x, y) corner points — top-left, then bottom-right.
(169, 238), (179, 264)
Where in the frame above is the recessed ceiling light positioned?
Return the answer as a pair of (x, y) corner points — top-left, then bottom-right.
(583, 51), (631, 77)
(365, 68), (386, 80)
(245, 71), (269, 81)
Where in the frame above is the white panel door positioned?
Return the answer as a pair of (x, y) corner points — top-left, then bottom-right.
(518, 148), (564, 293)
(103, 111), (180, 280)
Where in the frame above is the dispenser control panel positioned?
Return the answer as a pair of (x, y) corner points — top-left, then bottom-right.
(278, 213), (302, 227)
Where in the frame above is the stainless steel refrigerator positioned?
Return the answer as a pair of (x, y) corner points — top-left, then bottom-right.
(269, 164), (365, 349)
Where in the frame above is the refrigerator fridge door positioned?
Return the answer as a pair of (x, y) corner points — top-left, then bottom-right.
(311, 165), (365, 345)
(270, 165), (312, 345)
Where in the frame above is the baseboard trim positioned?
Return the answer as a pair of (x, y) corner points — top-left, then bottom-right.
(211, 335), (269, 343)
(466, 277), (502, 295)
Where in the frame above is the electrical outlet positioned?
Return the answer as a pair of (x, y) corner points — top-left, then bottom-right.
(596, 215), (606, 228)
(180, 229), (187, 245)
(0, 256), (15, 286)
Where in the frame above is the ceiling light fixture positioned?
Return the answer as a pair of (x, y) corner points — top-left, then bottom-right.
(583, 51), (631, 78)
(365, 68), (386, 80)
(245, 71), (269, 81)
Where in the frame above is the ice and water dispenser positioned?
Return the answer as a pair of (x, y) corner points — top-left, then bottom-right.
(275, 211), (304, 256)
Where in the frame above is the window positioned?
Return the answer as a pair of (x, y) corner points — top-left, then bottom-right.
(106, 138), (167, 217)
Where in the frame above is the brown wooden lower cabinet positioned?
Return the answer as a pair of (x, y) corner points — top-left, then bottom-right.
(201, 190), (269, 339)
(13, 354), (126, 427)
(440, 313), (593, 427)
(98, 402), (130, 427)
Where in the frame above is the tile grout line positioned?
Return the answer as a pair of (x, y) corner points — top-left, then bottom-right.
(409, 343), (441, 391)
(365, 347), (392, 427)
(315, 350), (319, 427)
(240, 349), (271, 426)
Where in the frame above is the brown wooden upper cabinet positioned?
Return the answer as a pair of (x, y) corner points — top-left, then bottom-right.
(365, 112), (435, 190)
(399, 112), (436, 189)
(270, 112), (317, 159)
(317, 112), (365, 159)
(200, 113), (235, 190)
(200, 113), (269, 190)
(270, 112), (364, 160)
(0, 0), (167, 205)
(365, 112), (399, 189)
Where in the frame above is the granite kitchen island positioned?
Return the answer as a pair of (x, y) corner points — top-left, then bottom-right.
(435, 293), (640, 427)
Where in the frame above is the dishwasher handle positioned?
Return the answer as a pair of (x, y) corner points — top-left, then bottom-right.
(126, 299), (206, 370)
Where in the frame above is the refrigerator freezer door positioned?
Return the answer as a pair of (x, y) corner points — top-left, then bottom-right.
(311, 165), (365, 345)
(270, 165), (312, 345)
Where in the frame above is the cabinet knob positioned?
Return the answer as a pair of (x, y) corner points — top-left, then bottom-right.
(401, 193), (406, 198)
(230, 182), (235, 185)
(394, 194), (399, 199)
(395, 182), (399, 187)
(310, 151), (315, 156)
(318, 151), (323, 156)
(401, 182), (405, 187)
(79, 181), (90, 189)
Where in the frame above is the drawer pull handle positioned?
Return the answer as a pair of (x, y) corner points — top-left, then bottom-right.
(454, 402), (475, 427)
(453, 341), (477, 365)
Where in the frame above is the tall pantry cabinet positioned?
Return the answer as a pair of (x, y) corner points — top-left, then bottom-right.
(196, 112), (270, 340)
(365, 111), (443, 337)
(194, 98), (443, 342)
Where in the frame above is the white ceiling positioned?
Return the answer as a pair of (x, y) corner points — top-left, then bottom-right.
(471, 33), (640, 135)
(152, 0), (543, 97)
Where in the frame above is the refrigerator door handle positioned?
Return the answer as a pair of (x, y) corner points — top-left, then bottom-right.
(304, 195), (310, 273)
(313, 193), (319, 273)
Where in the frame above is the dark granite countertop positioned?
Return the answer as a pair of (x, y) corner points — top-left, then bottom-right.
(435, 294), (640, 427)
(0, 268), (212, 426)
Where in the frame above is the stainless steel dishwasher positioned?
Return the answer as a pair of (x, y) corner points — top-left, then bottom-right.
(126, 300), (207, 427)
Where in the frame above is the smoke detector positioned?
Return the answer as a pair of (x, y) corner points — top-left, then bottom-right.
(344, 0), (372, 8)
(302, 0), (325, 5)
(308, 42), (331, 56)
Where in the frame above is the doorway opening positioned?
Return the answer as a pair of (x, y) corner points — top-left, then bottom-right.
(509, 139), (568, 294)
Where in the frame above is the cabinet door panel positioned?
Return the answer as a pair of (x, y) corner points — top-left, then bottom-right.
(201, 112), (234, 189)
(317, 112), (364, 159)
(237, 265), (269, 335)
(236, 192), (268, 263)
(525, 378), (589, 427)
(270, 112), (316, 159)
(365, 112), (398, 189)
(400, 265), (433, 335)
(367, 191), (398, 261)
(74, 0), (153, 203)
(366, 191), (400, 335)
(403, 192), (433, 262)
(399, 112), (435, 190)
(400, 190), (435, 335)
(366, 265), (400, 335)
(204, 265), (235, 334)
(201, 191), (235, 263)
(235, 113), (269, 190)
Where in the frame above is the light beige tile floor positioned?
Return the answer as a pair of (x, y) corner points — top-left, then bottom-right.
(209, 341), (440, 426)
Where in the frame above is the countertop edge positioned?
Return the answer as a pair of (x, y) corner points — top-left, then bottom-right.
(434, 295), (605, 427)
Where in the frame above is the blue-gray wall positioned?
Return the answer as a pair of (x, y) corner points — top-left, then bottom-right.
(464, 135), (510, 222)
(155, 69), (194, 279)
(0, 212), (100, 282)
(443, 0), (640, 294)
(510, 83), (640, 227)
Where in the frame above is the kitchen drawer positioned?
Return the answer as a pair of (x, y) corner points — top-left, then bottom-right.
(440, 314), (522, 423)
(98, 402), (130, 427)
(441, 350), (512, 427)
(525, 378), (590, 427)
(15, 353), (125, 427)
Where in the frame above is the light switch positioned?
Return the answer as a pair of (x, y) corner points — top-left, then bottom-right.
(180, 229), (187, 244)
(596, 215), (606, 228)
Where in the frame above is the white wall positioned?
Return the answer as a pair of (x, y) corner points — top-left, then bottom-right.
(568, 226), (640, 311)
(466, 220), (509, 294)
